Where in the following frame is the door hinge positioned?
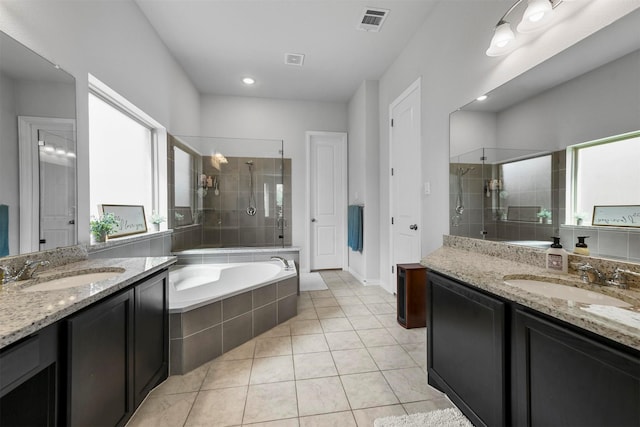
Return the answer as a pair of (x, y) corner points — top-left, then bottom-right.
(391, 217), (394, 225)
(391, 265), (395, 274)
(391, 118), (394, 127)
(391, 168), (394, 176)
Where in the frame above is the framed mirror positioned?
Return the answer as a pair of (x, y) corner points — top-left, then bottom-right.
(0, 31), (77, 257)
(449, 10), (640, 259)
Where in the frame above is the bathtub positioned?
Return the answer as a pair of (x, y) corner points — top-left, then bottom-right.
(169, 260), (297, 312)
(168, 260), (299, 374)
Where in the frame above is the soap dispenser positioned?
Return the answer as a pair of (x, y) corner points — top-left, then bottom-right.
(574, 236), (590, 256)
(546, 237), (568, 273)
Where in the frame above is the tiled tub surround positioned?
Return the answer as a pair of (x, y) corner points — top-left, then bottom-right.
(173, 246), (300, 266)
(169, 265), (299, 374)
(0, 254), (176, 349)
(424, 236), (640, 351)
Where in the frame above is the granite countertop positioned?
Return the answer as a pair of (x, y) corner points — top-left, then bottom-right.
(422, 246), (640, 352)
(0, 256), (176, 349)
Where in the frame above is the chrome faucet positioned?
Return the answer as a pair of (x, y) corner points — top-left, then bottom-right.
(576, 263), (638, 289)
(271, 256), (293, 270)
(0, 260), (50, 285)
(577, 263), (606, 286)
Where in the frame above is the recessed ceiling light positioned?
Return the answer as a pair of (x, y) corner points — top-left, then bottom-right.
(242, 77), (255, 85)
(476, 95), (488, 101)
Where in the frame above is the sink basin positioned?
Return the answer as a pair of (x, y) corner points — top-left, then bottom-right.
(503, 279), (632, 307)
(23, 270), (124, 292)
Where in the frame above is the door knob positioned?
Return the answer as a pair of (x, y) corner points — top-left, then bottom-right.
(409, 224), (418, 230)
(311, 218), (317, 222)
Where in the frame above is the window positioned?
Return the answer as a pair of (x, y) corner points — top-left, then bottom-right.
(569, 131), (640, 224)
(88, 75), (166, 229)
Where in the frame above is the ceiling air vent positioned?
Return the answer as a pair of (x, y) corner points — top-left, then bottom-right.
(284, 53), (305, 67)
(357, 7), (389, 32)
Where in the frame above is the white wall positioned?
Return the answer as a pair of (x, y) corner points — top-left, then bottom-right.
(450, 111), (497, 158)
(0, 0), (201, 244)
(199, 95), (348, 271)
(496, 50), (640, 151)
(347, 80), (380, 283)
(377, 0), (640, 289)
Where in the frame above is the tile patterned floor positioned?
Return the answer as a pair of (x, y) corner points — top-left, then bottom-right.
(127, 270), (452, 427)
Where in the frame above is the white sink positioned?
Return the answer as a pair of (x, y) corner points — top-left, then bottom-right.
(503, 279), (632, 307)
(23, 271), (124, 292)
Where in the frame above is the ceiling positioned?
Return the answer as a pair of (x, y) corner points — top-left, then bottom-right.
(461, 7), (640, 113)
(134, 0), (437, 103)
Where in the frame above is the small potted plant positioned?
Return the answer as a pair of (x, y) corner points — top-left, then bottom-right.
(90, 212), (119, 243)
(574, 212), (587, 226)
(537, 209), (552, 224)
(150, 211), (166, 232)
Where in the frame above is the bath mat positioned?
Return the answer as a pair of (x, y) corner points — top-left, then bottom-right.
(299, 272), (328, 291)
(374, 407), (473, 427)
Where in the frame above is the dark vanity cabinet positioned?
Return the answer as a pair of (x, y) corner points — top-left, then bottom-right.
(427, 270), (640, 427)
(134, 272), (169, 407)
(513, 309), (640, 427)
(65, 270), (168, 427)
(0, 324), (59, 427)
(427, 272), (506, 427)
(66, 290), (134, 427)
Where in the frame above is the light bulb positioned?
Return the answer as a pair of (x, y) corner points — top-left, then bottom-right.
(517, 0), (553, 33)
(486, 22), (516, 56)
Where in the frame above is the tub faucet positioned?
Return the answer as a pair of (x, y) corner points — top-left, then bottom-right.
(0, 260), (50, 285)
(271, 256), (293, 270)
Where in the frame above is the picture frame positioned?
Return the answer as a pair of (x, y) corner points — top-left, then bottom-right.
(592, 205), (640, 228)
(100, 204), (148, 237)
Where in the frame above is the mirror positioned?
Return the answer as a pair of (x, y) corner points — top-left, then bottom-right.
(0, 31), (77, 258)
(0, 32), (77, 256)
(449, 9), (640, 253)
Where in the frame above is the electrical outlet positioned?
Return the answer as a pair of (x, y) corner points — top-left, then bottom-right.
(424, 181), (431, 195)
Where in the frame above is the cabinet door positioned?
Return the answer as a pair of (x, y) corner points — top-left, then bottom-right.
(134, 271), (168, 407)
(67, 290), (134, 427)
(427, 272), (506, 427)
(513, 309), (640, 427)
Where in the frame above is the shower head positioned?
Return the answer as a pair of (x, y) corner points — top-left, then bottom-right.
(457, 166), (475, 176)
(245, 160), (254, 165)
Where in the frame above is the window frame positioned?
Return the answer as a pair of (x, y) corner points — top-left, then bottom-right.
(567, 130), (640, 225)
(88, 74), (167, 231)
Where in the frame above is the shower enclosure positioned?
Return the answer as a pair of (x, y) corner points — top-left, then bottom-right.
(450, 147), (563, 243)
(168, 135), (290, 250)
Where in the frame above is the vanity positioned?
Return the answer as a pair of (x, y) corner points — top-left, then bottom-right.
(0, 250), (176, 427)
(423, 236), (640, 427)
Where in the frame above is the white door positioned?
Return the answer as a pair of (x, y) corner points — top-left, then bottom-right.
(390, 80), (421, 289)
(18, 117), (76, 253)
(308, 132), (347, 271)
(39, 129), (76, 250)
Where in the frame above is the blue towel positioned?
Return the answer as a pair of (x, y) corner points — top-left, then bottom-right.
(0, 205), (8, 257)
(348, 205), (363, 253)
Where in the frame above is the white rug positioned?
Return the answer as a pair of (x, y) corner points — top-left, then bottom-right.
(374, 407), (473, 427)
(299, 272), (328, 291)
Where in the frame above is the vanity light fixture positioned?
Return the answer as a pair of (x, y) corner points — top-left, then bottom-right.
(486, 0), (564, 57)
(242, 77), (255, 85)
